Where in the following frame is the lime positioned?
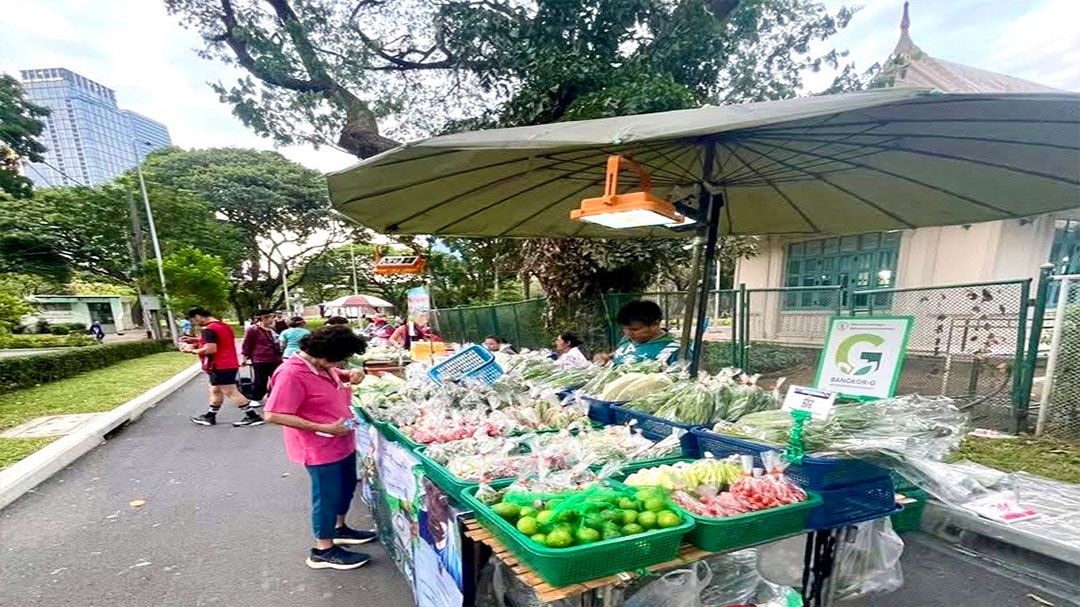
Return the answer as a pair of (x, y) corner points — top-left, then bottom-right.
(583, 513), (605, 530)
(644, 498), (666, 512)
(516, 516), (539, 536)
(617, 497), (637, 510)
(634, 490), (653, 503)
(536, 510), (556, 526)
(600, 509), (619, 521)
(492, 502), (520, 521)
(530, 533), (547, 544)
(621, 523), (644, 535)
(656, 510), (681, 529)
(602, 526), (623, 540)
(575, 527), (601, 544)
(619, 509), (638, 525)
(637, 511), (658, 529)
(519, 506), (538, 519)
(545, 528), (573, 548)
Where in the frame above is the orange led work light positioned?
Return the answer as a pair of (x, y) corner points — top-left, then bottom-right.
(571, 155), (687, 229)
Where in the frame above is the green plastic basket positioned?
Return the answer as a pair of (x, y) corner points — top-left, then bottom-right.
(414, 446), (519, 497)
(612, 458), (820, 552)
(378, 422), (424, 452)
(682, 492), (821, 552)
(460, 484), (695, 587)
(891, 488), (927, 533)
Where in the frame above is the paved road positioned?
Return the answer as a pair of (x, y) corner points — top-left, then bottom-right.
(2, 376), (1074, 607)
(0, 377), (412, 607)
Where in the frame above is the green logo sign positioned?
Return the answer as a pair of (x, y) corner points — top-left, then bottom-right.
(835, 333), (884, 376)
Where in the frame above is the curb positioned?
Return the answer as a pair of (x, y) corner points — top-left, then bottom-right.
(0, 362), (203, 510)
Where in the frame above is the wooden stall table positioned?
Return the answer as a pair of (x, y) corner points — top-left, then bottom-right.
(462, 517), (845, 607)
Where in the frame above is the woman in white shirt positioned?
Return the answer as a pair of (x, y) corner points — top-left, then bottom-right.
(554, 331), (589, 368)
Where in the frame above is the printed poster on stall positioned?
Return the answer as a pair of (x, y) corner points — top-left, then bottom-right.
(407, 286), (431, 320)
(814, 316), (913, 400)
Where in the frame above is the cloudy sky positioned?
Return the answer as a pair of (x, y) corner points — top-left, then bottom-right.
(3, 0), (1078, 174)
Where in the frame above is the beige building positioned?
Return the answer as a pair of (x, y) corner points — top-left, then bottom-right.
(732, 3), (1080, 349)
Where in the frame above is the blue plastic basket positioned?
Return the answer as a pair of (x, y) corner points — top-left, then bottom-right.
(577, 395), (624, 425)
(610, 405), (702, 457)
(810, 477), (898, 529)
(428, 345), (503, 385)
(690, 429), (889, 490)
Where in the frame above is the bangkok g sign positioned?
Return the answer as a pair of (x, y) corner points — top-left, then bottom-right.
(815, 316), (913, 400)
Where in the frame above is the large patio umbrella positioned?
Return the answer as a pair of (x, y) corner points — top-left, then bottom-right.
(322, 294), (396, 317)
(327, 87), (1080, 371)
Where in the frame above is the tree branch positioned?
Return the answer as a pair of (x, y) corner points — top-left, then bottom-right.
(216, 0), (329, 93)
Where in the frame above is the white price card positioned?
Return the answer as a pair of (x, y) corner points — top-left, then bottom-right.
(782, 385), (837, 421)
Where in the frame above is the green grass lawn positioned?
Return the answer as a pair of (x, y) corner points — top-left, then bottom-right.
(0, 437), (58, 469)
(949, 436), (1080, 484)
(0, 352), (195, 468)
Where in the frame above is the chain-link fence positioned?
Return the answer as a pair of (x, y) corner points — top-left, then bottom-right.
(855, 280), (1030, 432)
(1037, 276), (1080, 439)
(429, 298), (547, 350)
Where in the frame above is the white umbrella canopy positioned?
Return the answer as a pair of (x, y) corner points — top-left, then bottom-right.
(328, 88), (1080, 238)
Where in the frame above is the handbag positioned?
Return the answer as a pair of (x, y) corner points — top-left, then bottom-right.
(236, 365), (256, 400)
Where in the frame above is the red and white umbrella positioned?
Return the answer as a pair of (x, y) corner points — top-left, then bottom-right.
(321, 295), (396, 317)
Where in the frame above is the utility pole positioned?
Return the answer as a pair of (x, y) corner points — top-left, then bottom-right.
(126, 191), (158, 339)
(133, 141), (178, 347)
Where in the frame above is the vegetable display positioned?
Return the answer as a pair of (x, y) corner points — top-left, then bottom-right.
(711, 395), (966, 459)
(626, 452), (807, 519)
(487, 483), (686, 548)
(623, 371), (782, 425)
(577, 361), (668, 400)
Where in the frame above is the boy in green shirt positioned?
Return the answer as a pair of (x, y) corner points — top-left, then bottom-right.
(607, 300), (680, 365)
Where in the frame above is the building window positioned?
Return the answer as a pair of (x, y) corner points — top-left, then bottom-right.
(783, 232), (901, 310)
(40, 302), (74, 312)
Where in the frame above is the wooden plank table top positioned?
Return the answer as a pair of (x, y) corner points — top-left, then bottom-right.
(463, 519), (713, 604)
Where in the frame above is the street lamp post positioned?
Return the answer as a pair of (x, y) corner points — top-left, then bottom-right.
(132, 140), (178, 347)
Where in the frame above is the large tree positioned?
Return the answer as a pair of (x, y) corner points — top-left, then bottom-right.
(140, 147), (351, 316)
(0, 74), (49, 199)
(5, 182), (242, 284)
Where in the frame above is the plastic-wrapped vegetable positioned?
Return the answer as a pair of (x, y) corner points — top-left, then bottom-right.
(713, 395), (966, 460)
(578, 360), (668, 399)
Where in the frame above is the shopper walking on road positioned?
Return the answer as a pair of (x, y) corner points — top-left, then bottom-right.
(182, 307), (264, 428)
(263, 325), (375, 570)
(241, 309), (283, 407)
(278, 316), (310, 358)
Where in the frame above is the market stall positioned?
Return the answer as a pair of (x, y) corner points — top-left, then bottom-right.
(329, 88), (1079, 606)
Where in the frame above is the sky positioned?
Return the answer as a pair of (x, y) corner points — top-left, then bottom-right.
(2, 0), (1078, 175)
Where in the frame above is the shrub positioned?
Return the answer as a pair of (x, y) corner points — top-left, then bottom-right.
(704, 341), (808, 375)
(0, 340), (173, 392)
(0, 334), (97, 349)
(48, 325), (70, 335)
(305, 317), (327, 330)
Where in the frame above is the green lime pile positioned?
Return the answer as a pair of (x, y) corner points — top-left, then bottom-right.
(490, 486), (684, 549)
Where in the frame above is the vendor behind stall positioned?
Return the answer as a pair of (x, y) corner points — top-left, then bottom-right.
(600, 300), (680, 365)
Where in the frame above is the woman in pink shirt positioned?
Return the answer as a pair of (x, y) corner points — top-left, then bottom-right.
(264, 325), (374, 571)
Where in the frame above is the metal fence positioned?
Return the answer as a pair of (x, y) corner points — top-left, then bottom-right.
(429, 298), (548, 350)
(1037, 275), (1080, 439)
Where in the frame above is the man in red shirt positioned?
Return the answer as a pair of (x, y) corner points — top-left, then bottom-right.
(182, 307), (264, 427)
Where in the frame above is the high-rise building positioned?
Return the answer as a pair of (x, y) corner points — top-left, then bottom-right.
(19, 68), (172, 187)
(123, 110), (172, 161)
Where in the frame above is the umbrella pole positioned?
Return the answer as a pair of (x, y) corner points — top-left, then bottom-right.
(678, 235), (704, 362)
(688, 190), (724, 376)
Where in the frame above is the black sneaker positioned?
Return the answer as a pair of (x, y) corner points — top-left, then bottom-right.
(305, 546), (370, 571)
(190, 412), (217, 426)
(333, 526), (378, 546)
(232, 411), (264, 427)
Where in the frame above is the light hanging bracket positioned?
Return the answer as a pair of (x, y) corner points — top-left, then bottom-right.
(571, 155), (685, 229)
